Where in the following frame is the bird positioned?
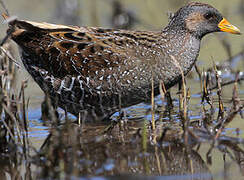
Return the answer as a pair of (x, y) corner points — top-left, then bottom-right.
(2, 2), (241, 121)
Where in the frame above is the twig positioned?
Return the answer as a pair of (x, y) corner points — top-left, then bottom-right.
(151, 69), (155, 131)
(160, 81), (173, 109)
(170, 54), (189, 145)
(194, 64), (203, 94)
(208, 73), (244, 91)
(1, 114), (17, 144)
(215, 103), (244, 138)
(0, 0), (9, 16)
(170, 55), (187, 118)
(159, 80), (166, 102)
(1, 102), (23, 145)
(158, 127), (170, 144)
(202, 71), (213, 107)
(0, 47), (22, 68)
(213, 63), (224, 120)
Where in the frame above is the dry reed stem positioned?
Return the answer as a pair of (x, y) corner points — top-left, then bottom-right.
(1, 113), (17, 143)
(169, 55), (187, 119)
(20, 81), (28, 131)
(151, 70), (155, 131)
(213, 63), (224, 120)
(0, 0), (9, 16)
(202, 72), (214, 112)
(194, 64), (203, 93)
(154, 146), (162, 175)
(160, 81), (174, 110)
(0, 47), (21, 68)
(214, 72), (243, 134)
(208, 73), (244, 91)
(159, 81), (166, 102)
(214, 85), (244, 138)
(20, 80), (30, 158)
(78, 112), (81, 126)
(46, 94), (59, 126)
(232, 73), (240, 109)
(170, 54), (189, 144)
(158, 127), (169, 143)
(1, 103), (23, 144)
(142, 119), (148, 152)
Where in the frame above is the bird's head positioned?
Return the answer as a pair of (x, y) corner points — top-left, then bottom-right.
(168, 2), (241, 39)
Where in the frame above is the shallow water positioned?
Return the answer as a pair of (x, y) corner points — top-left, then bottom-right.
(16, 71), (243, 179)
(1, 54), (244, 179)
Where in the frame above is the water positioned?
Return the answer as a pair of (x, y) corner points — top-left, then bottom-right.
(17, 73), (243, 179)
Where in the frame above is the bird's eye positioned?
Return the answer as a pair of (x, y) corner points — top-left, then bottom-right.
(204, 13), (214, 20)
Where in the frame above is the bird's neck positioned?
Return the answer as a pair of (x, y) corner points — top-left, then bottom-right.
(163, 29), (200, 70)
(155, 29), (201, 89)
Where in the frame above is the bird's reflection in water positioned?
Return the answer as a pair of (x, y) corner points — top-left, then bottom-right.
(37, 122), (214, 179)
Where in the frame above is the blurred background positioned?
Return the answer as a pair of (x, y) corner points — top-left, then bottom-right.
(0, 0), (243, 106)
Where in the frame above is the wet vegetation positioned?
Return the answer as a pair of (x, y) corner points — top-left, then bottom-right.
(0, 0), (244, 179)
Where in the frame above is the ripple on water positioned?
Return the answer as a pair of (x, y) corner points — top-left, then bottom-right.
(27, 108), (49, 141)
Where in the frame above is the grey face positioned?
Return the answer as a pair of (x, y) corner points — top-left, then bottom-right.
(169, 3), (223, 38)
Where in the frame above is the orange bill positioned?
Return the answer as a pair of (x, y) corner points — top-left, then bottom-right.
(218, 18), (241, 35)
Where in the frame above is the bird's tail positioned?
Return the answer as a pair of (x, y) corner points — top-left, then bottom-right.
(0, 0), (14, 46)
(1, 12), (20, 46)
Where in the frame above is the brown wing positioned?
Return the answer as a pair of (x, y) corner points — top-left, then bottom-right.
(7, 19), (134, 78)
(6, 17), (162, 97)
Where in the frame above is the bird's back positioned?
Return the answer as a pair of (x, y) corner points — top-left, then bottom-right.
(7, 18), (168, 120)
